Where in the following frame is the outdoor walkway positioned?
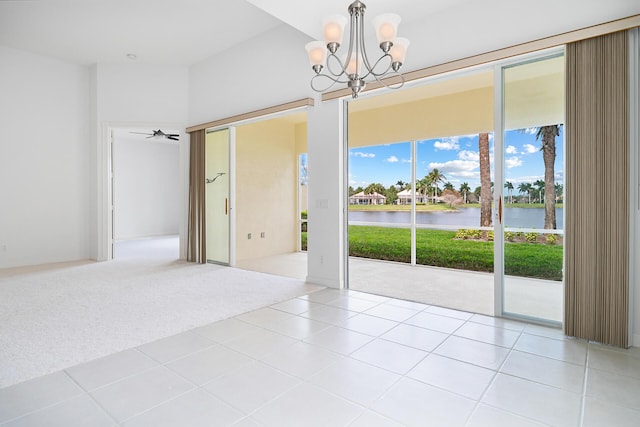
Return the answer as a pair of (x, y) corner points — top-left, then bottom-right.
(237, 253), (562, 323)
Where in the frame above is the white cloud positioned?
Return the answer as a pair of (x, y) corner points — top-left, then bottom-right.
(433, 138), (460, 151)
(458, 150), (479, 161)
(524, 127), (538, 135)
(506, 145), (518, 154)
(428, 160), (479, 176)
(401, 159), (412, 164)
(505, 156), (522, 168)
(351, 151), (375, 158)
(522, 144), (537, 154)
(385, 156), (399, 163)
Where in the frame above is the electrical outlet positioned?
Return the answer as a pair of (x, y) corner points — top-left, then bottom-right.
(260, 232), (265, 238)
(0, 244), (6, 253)
(247, 233), (252, 239)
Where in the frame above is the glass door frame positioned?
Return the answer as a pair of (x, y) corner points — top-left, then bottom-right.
(341, 46), (565, 325)
(493, 47), (566, 325)
(204, 126), (236, 266)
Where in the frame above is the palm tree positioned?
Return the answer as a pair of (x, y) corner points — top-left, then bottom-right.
(364, 182), (386, 205)
(504, 181), (514, 204)
(554, 183), (564, 202)
(364, 182), (386, 195)
(536, 125), (560, 229)
(427, 168), (446, 204)
(443, 181), (454, 191)
(479, 132), (492, 226)
(416, 177), (430, 203)
(459, 182), (471, 204)
(534, 179), (545, 203)
(396, 180), (407, 190)
(518, 182), (532, 204)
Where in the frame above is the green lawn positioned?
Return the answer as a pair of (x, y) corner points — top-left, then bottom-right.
(301, 225), (563, 281)
(348, 202), (563, 211)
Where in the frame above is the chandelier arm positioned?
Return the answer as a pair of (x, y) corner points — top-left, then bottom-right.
(366, 54), (394, 77)
(344, 7), (357, 76)
(310, 73), (351, 93)
(325, 53), (348, 78)
(369, 69), (406, 90)
(357, 11), (375, 76)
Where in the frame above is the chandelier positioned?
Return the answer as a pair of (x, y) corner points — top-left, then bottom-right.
(305, 1), (410, 98)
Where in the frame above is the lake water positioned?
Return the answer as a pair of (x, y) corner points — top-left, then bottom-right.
(349, 207), (564, 230)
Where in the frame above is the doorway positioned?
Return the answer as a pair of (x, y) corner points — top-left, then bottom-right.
(110, 127), (181, 261)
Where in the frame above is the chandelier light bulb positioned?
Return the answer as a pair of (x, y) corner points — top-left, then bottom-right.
(346, 53), (362, 76)
(372, 13), (400, 44)
(323, 15), (347, 46)
(305, 41), (326, 68)
(390, 37), (410, 65)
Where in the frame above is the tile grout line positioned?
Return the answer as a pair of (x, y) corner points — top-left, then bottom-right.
(578, 343), (591, 426)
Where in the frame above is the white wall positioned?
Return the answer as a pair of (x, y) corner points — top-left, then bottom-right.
(113, 138), (180, 240)
(0, 46), (91, 268)
(96, 64), (189, 123)
(188, 24), (313, 126)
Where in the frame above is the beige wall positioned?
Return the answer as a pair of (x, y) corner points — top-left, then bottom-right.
(295, 122), (307, 153)
(235, 118), (299, 261)
(348, 87), (494, 147)
(348, 56), (564, 147)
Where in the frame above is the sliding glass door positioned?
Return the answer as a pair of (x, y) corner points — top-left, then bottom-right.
(205, 128), (231, 265)
(498, 54), (565, 324)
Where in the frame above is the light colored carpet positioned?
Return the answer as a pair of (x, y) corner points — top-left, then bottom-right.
(0, 237), (321, 388)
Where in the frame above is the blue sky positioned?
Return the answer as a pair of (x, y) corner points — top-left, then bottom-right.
(348, 127), (564, 192)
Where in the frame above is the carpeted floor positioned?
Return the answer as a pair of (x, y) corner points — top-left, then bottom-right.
(0, 236), (321, 388)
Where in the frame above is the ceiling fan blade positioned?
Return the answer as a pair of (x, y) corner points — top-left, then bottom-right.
(167, 136), (180, 141)
(129, 131), (152, 136)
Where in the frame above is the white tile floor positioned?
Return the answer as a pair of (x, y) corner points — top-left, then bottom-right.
(1, 288), (640, 426)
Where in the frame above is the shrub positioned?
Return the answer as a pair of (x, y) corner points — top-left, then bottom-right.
(468, 229), (482, 239)
(487, 231), (494, 241)
(546, 234), (557, 244)
(525, 232), (538, 243)
(505, 231), (515, 241)
(455, 229), (468, 239)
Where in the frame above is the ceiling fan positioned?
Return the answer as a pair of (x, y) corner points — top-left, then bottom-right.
(130, 129), (179, 141)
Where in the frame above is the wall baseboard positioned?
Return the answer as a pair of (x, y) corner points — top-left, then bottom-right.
(305, 275), (343, 289)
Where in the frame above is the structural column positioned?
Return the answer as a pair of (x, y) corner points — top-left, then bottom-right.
(306, 99), (346, 288)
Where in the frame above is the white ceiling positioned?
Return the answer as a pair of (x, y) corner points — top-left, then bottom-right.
(1, 1), (638, 71)
(0, 0), (283, 65)
(0, 0), (471, 66)
(245, 0), (469, 41)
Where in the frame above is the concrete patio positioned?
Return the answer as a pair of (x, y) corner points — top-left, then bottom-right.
(237, 252), (563, 324)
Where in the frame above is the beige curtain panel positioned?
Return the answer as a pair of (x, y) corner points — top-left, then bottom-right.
(565, 30), (630, 347)
(187, 130), (207, 263)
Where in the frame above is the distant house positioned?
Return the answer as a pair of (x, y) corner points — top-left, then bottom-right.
(349, 191), (386, 205)
(396, 189), (427, 205)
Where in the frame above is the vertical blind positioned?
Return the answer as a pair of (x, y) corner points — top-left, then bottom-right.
(187, 130), (206, 263)
(565, 30), (630, 347)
